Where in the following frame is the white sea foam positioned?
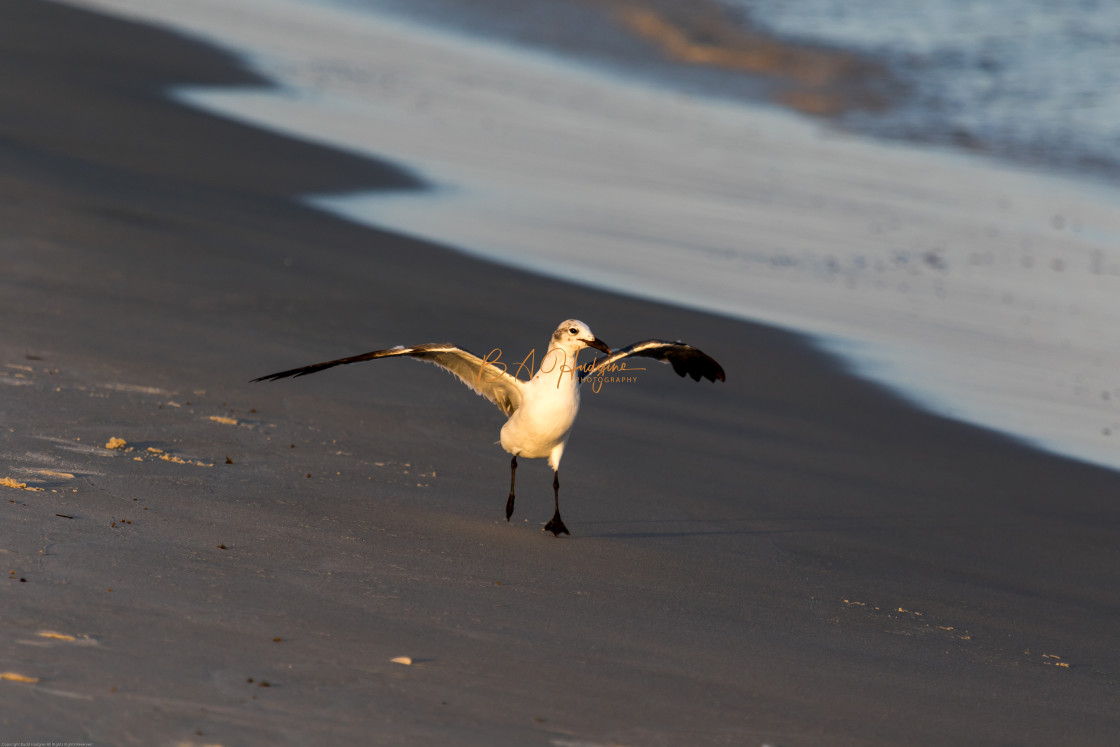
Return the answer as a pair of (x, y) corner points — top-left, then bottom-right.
(65, 0), (1120, 470)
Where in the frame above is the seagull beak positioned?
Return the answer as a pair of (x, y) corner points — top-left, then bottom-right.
(583, 337), (610, 355)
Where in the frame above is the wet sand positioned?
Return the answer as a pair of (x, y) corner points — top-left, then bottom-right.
(2, 2), (1119, 745)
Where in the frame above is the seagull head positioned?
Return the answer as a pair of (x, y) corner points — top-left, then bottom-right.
(552, 319), (610, 356)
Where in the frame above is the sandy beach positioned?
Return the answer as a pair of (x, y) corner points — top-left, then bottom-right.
(3, 1), (1120, 745)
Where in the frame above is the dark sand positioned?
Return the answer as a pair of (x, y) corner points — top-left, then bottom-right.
(2, 2), (1119, 745)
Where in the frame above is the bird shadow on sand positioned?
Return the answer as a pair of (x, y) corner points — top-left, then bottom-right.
(578, 516), (821, 540)
(577, 515), (1016, 540)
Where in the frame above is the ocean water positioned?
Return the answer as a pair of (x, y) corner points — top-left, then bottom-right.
(722, 0), (1120, 180)
(63, 0), (1120, 472)
(342, 0), (1120, 183)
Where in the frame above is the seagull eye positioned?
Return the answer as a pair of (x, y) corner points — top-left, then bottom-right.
(569, 327), (578, 334)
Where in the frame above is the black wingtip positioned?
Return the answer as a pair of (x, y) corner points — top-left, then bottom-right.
(701, 355), (725, 383)
(686, 368), (726, 383)
(250, 368), (308, 383)
(668, 351), (725, 383)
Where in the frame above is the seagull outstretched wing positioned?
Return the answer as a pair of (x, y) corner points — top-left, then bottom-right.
(580, 339), (725, 384)
(252, 343), (525, 416)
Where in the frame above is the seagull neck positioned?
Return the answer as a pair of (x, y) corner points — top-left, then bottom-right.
(536, 344), (581, 386)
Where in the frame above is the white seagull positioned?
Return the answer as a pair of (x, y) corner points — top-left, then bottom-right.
(253, 319), (724, 535)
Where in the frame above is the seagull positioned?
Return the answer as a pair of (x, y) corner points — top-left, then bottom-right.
(252, 319), (724, 536)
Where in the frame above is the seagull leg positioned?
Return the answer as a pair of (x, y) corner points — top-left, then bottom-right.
(505, 456), (517, 521)
(544, 469), (570, 536)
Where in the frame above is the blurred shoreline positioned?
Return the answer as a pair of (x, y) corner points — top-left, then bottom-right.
(361, 0), (1120, 184)
(359, 0), (898, 116)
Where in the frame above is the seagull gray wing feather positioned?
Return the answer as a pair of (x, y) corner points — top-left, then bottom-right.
(580, 339), (725, 384)
(252, 343), (525, 416)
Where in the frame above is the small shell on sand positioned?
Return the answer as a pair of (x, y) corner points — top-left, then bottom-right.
(390, 656), (412, 666)
(0, 672), (40, 684)
(38, 631), (76, 641)
(105, 437), (128, 450)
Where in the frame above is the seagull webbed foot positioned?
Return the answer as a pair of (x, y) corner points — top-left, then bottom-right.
(544, 512), (570, 537)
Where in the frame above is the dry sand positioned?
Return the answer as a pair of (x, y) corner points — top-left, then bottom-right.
(2, 1), (1119, 745)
